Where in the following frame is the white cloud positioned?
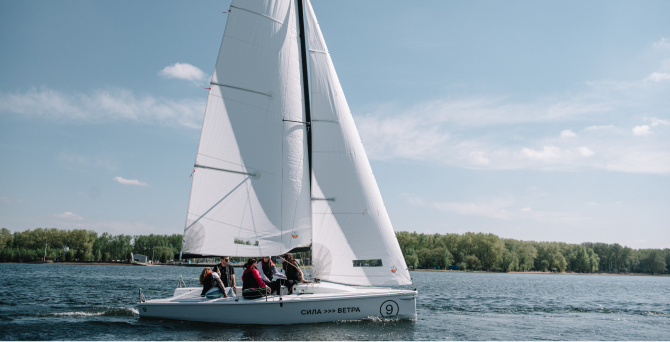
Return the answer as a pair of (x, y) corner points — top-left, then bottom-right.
(584, 125), (616, 131)
(0, 88), (204, 128)
(653, 37), (670, 50)
(158, 63), (208, 81)
(578, 147), (595, 157)
(54, 212), (83, 220)
(409, 196), (515, 220)
(113, 176), (149, 186)
(408, 195), (586, 224)
(632, 125), (651, 136)
(520, 146), (562, 162)
(649, 118), (670, 127)
(645, 72), (670, 82)
(560, 130), (577, 138)
(469, 151), (490, 165)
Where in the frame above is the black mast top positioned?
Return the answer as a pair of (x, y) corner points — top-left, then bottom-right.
(297, 0), (312, 190)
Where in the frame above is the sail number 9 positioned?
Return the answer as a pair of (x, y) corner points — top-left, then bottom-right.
(379, 300), (399, 317)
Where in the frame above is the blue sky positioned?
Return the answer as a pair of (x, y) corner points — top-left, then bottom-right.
(1, 0), (668, 248)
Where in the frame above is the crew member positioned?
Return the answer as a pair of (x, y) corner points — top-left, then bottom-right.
(281, 253), (307, 294)
(258, 256), (286, 295)
(199, 267), (229, 299)
(212, 256), (236, 295)
(241, 258), (269, 299)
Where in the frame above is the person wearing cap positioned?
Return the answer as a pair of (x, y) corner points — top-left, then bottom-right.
(212, 256), (236, 295)
(258, 256), (286, 295)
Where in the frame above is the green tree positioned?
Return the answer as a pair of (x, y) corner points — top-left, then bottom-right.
(0, 228), (12, 249)
(160, 250), (168, 264)
(501, 250), (519, 272)
(465, 255), (480, 270)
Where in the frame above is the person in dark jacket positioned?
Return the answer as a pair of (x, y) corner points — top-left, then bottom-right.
(281, 253), (306, 294)
(212, 256), (236, 295)
(258, 256), (285, 295)
(241, 258), (269, 299)
(199, 267), (229, 299)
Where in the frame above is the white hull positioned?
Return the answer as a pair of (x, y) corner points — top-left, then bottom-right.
(138, 282), (416, 324)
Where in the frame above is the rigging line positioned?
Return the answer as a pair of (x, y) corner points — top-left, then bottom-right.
(196, 154), (277, 177)
(229, 5), (296, 33)
(184, 176), (251, 232)
(186, 214), (259, 234)
(194, 164), (260, 178)
(210, 82), (272, 98)
(311, 120), (338, 123)
(282, 119), (308, 124)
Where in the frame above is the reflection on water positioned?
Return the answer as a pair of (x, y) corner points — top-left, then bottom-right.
(0, 264), (668, 340)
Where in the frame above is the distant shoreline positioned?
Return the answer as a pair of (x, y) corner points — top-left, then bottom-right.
(410, 269), (669, 277)
(2, 261), (313, 269)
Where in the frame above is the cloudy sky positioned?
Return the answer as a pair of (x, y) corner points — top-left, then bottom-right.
(1, 0), (668, 248)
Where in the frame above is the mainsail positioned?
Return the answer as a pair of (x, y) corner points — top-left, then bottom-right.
(181, 0), (411, 287)
(304, 0), (411, 286)
(182, 0), (311, 257)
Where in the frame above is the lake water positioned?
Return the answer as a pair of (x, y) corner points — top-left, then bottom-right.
(0, 264), (668, 340)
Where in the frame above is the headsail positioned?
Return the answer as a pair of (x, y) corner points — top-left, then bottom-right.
(305, 0), (411, 286)
(182, 0), (311, 257)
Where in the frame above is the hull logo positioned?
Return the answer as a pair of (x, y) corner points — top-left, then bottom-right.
(143, 307), (147, 312)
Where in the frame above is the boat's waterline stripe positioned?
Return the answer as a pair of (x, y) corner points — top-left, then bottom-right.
(194, 164), (260, 178)
(210, 82), (272, 98)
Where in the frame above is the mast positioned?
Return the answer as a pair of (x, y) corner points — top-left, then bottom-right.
(297, 0), (312, 190)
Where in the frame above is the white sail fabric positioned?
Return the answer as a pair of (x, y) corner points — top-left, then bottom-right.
(182, 0), (311, 257)
(305, 0), (411, 286)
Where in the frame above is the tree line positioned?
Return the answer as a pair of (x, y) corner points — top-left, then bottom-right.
(396, 231), (670, 274)
(0, 228), (181, 263)
(2, 227), (668, 274)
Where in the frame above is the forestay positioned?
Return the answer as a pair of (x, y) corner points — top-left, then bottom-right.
(304, 0), (411, 286)
(182, 0), (311, 257)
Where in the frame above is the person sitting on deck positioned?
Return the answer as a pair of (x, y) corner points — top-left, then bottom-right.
(241, 258), (270, 299)
(212, 256), (236, 295)
(281, 253), (307, 295)
(199, 267), (229, 299)
(258, 256), (286, 295)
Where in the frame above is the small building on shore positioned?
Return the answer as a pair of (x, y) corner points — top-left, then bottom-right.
(133, 254), (148, 263)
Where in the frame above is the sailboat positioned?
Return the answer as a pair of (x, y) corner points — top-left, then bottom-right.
(138, 0), (417, 324)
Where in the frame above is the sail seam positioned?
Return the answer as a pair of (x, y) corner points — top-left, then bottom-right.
(230, 5), (296, 33)
(209, 93), (272, 112)
(311, 119), (339, 123)
(188, 214), (261, 234)
(210, 82), (272, 97)
(309, 49), (328, 54)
